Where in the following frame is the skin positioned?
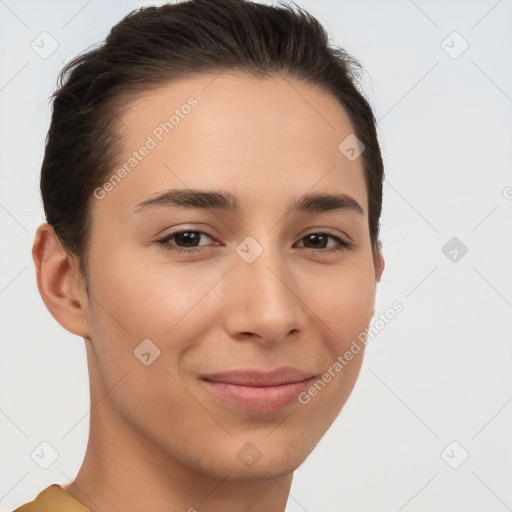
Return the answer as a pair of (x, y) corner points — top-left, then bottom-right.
(32, 72), (384, 512)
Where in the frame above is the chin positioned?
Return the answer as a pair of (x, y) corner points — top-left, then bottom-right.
(194, 433), (314, 481)
(209, 456), (300, 482)
(164, 432), (301, 482)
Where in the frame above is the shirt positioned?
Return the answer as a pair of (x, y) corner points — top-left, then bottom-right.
(13, 484), (90, 512)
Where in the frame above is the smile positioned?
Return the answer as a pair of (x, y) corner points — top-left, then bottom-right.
(200, 367), (316, 414)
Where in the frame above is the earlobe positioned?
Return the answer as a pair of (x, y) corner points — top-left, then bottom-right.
(32, 222), (90, 338)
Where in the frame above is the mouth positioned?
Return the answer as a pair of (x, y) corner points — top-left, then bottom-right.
(200, 367), (316, 414)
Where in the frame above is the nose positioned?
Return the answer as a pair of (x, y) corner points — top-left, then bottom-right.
(222, 243), (308, 346)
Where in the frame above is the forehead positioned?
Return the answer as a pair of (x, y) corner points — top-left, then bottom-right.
(95, 72), (367, 219)
(120, 71), (357, 155)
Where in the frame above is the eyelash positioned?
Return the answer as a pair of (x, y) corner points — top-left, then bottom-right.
(155, 229), (354, 254)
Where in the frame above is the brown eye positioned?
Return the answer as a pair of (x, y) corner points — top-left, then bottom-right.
(156, 230), (216, 253)
(295, 232), (353, 252)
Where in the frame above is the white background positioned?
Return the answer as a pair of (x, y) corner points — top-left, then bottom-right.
(1, 1), (511, 511)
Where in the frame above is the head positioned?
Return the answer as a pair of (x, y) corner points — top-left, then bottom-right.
(33, 0), (385, 481)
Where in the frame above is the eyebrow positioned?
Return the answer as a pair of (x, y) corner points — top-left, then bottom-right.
(133, 188), (364, 216)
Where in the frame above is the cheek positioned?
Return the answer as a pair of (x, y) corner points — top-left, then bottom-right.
(299, 264), (375, 419)
(85, 249), (228, 381)
(84, 255), (202, 425)
(87, 247), (194, 337)
(308, 261), (376, 352)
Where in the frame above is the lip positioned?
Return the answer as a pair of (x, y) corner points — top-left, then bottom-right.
(200, 367), (316, 414)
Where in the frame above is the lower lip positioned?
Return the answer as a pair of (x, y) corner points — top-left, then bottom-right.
(201, 377), (315, 414)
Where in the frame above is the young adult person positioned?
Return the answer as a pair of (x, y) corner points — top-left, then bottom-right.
(16, 0), (385, 510)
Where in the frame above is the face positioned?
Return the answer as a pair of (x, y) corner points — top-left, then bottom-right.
(81, 72), (384, 480)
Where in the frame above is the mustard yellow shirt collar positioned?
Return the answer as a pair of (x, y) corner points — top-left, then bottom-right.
(13, 484), (89, 512)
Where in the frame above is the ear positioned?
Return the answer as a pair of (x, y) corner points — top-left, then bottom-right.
(374, 247), (385, 284)
(370, 247), (385, 317)
(32, 222), (90, 338)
